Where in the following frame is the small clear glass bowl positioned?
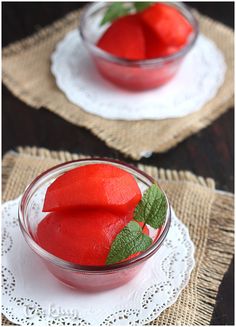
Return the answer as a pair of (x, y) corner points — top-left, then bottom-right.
(18, 159), (171, 292)
(79, 2), (199, 91)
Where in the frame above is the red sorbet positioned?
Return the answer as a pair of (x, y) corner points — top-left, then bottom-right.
(96, 4), (193, 62)
(142, 23), (181, 59)
(37, 210), (149, 265)
(43, 164), (142, 214)
(97, 14), (146, 60)
(140, 3), (193, 47)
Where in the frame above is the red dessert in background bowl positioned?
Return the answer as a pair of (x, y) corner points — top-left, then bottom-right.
(79, 2), (198, 90)
(18, 159), (171, 292)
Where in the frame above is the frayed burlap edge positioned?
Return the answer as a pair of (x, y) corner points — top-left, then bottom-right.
(1, 147), (234, 326)
(194, 192), (234, 325)
(2, 10), (234, 160)
(19, 146), (216, 189)
(2, 146), (216, 193)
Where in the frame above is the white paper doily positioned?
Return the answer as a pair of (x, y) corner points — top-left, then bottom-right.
(2, 197), (195, 326)
(51, 30), (226, 121)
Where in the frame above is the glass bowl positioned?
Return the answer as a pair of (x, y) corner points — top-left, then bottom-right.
(79, 2), (199, 91)
(18, 159), (171, 292)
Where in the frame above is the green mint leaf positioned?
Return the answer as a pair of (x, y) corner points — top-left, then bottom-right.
(106, 183), (167, 265)
(134, 2), (154, 12)
(100, 3), (131, 26)
(106, 221), (152, 265)
(134, 184), (167, 229)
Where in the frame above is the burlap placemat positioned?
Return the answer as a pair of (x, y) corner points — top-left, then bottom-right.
(2, 10), (234, 160)
(1, 147), (234, 326)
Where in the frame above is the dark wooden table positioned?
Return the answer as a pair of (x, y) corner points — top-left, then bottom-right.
(2, 2), (234, 325)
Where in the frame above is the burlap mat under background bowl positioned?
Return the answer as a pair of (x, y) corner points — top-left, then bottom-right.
(2, 10), (234, 160)
(2, 146), (234, 326)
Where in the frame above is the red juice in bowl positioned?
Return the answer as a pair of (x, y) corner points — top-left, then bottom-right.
(41, 223), (163, 292)
(93, 55), (183, 90)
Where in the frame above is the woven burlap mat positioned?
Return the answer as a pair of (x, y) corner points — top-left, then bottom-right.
(1, 146), (234, 326)
(2, 10), (234, 160)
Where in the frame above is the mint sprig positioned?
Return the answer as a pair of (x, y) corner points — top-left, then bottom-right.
(106, 221), (152, 265)
(106, 183), (168, 265)
(134, 2), (154, 12)
(134, 184), (167, 229)
(100, 2), (154, 26)
(100, 3), (131, 26)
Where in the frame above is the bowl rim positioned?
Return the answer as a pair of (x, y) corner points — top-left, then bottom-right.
(18, 158), (171, 273)
(79, 1), (199, 67)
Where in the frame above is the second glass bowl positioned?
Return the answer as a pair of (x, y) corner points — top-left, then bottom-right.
(18, 159), (171, 292)
(79, 2), (199, 91)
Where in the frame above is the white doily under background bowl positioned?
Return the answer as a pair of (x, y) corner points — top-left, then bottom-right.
(2, 197), (195, 326)
(51, 30), (226, 121)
